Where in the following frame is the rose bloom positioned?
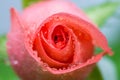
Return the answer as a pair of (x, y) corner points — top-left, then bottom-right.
(7, 0), (112, 80)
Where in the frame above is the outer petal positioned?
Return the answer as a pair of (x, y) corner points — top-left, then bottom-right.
(7, 8), (43, 80)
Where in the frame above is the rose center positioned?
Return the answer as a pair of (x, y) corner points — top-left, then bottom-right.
(52, 25), (69, 49)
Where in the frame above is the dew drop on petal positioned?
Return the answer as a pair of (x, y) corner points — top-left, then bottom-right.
(59, 68), (62, 71)
(52, 68), (57, 71)
(42, 68), (47, 71)
(87, 59), (91, 63)
(42, 63), (48, 71)
(91, 56), (95, 60)
(62, 67), (66, 70)
(79, 33), (82, 36)
(13, 60), (18, 65)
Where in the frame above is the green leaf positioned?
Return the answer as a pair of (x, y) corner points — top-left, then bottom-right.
(0, 35), (19, 80)
(86, 3), (118, 27)
(107, 28), (120, 80)
(0, 61), (19, 80)
(85, 3), (118, 80)
(98, 57), (118, 80)
(87, 66), (103, 80)
(0, 35), (7, 60)
(22, 0), (42, 8)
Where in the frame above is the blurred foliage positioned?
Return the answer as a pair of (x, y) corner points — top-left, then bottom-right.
(86, 2), (118, 27)
(106, 25), (120, 79)
(0, 35), (19, 80)
(22, 0), (42, 8)
(0, 61), (19, 80)
(86, 66), (103, 80)
(0, 35), (7, 60)
(0, 1), (120, 80)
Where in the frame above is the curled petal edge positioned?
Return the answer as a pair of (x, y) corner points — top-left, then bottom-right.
(47, 51), (106, 74)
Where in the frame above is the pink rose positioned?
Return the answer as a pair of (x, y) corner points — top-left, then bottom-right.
(7, 1), (112, 80)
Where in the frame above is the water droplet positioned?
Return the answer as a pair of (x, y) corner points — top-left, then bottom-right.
(43, 63), (48, 67)
(91, 56), (95, 60)
(72, 45), (75, 49)
(44, 31), (47, 34)
(41, 63), (48, 71)
(79, 33), (82, 36)
(87, 59), (91, 63)
(52, 68), (57, 71)
(13, 60), (18, 65)
(68, 64), (72, 67)
(59, 17), (63, 21)
(49, 18), (53, 21)
(62, 67), (66, 70)
(68, 63), (77, 68)
(38, 57), (41, 61)
(37, 33), (40, 36)
(29, 40), (33, 44)
(78, 62), (82, 65)
(59, 68), (62, 71)
(33, 52), (37, 57)
(71, 65), (76, 68)
(55, 16), (59, 21)
(42, 68), (47, 71)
